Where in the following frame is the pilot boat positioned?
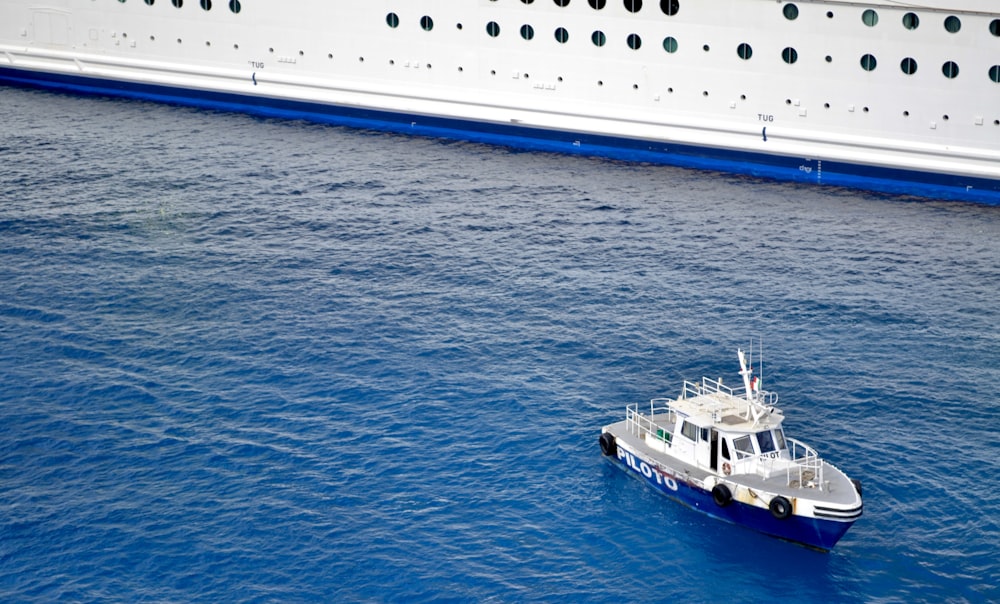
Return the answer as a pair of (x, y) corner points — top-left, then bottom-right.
(599, 346), (863, 550)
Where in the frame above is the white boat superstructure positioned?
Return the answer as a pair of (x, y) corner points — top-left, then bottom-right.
(1, 1), (998, 202)
(600, 345), (862, 549)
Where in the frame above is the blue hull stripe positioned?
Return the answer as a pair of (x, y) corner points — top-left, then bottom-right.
(610, 445), (854, 551)
(2, 65), (998, 205)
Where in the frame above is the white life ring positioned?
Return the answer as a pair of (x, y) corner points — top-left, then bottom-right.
(722, 462), (732, 476)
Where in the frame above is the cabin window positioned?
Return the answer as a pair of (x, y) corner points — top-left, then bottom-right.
(862, 10), (878, 27)
(172, 0), (182, 7)
(774, 428), (786, 450)
(625, 0), (642, 13)
(737, 43), (752, 60)
(421, 16), (434, 32)
(721, 438), (731, 460)
(991, 65), (1000, 83)
(200, 0), (212, 11)
(662, 36), (678, 53)
(386, 13), (400, 28)
(900, 57), (917, 75)
(228, 0), (240, 13)
(942, 61), (959, 79)
(681, 421), (698, 441)
(902, 13), (919, 30)
(145, 0), (155, 6)
(756, 430), (776, 453)
(521, 24), (535, 40)
(700, 428), (709, 442)
(661, 0), (679, 16)
(554, 28), (569, 43)
(733, 435), (754, 458)
(627, 34), (642, 50)
(592, 31), (607, 47)
(782, 4), (798, 21)
(554, 0), (571, 6)
(991, 20), (1000, 37)
(589, 0), (607, 9)
(944, 16), (961, 34)
(486, 22), (500, 37)
(860, 54), (877, 71)
(782, 47), (798, 65)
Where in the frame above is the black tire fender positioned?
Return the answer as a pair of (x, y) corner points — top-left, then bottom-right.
(712, 483), (733, 507)
(769, 495), (793, 520)
(599, 432), (617, 457)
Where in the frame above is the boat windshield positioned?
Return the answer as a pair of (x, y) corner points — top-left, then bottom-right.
(756, 430), (776, 453)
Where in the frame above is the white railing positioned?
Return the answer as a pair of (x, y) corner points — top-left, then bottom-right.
(626, 402), (675, 445)
(786, 438), (824, 490)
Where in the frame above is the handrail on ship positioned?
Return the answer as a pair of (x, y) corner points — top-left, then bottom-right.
(785, 438), (825, 490)
(626, 403), (675, 444)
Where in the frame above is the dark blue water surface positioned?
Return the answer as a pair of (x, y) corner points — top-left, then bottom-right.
(1, 87), (998, 602)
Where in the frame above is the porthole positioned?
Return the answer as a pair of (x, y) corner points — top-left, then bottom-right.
(200, 0), (211, 10)
(627, 33), (642, 50)
(661, 0), (679, 17)
(900, 57), (917, 75)
(555, 27), (569, 43)
(457, 23), (463, 30)
(589, 0), (606, 8)
(944, 16), (961, 33)
(386, 13), (399, 28)
(592, 30), (607, 47)
(783, 4), (798, 20)
(554, 0), (570, 6)
(144, 0), (154, 6)
(703, 44), (710, 52)
(522, 0), (534, 4)
(228, 0), (240, 12)
(903, 110), (909, 116)
(625, 0), (642, 13)
(486, 21), (500, 37)
(990, 65), (1000, 83)
(861, 54), (877, 71)
(862, 10), (878, 27)
(172, 0), (182, 6)
(521, 24), (535, 40)
(662, 36), (678, 53)
(942, 61), (959, 78)
(991, 20), (1000, 36)
(118, 0), (125, 3)
(782, 47), (798, 64)
(825, 55), (832, 63)
(737, 43), (752, 60)
(902, 13), (919, 30)
(826, 11), (833, 19)
(421, 16), (434, 31)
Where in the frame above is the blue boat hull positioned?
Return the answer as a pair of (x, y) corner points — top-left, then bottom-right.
(1, 65), (999, 206)
(608, 442), (854, 551)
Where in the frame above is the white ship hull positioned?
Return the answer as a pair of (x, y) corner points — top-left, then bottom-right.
(2, 1), (998, 203)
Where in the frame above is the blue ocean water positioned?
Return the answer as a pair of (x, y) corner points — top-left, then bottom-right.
(1, 85), (998, 602)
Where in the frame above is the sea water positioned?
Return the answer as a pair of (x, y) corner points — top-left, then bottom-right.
(1, 86), (998, 602)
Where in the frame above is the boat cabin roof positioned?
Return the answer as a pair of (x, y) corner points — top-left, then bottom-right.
(661, 377), (784, 435)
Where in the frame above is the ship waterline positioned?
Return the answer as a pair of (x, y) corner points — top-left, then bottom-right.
(2, 1), (998, 202)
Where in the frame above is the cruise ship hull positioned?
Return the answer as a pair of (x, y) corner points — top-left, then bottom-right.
(2, 1), (998, 203)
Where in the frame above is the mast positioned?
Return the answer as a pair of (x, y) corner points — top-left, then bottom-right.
(738, 343), (767, 426)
